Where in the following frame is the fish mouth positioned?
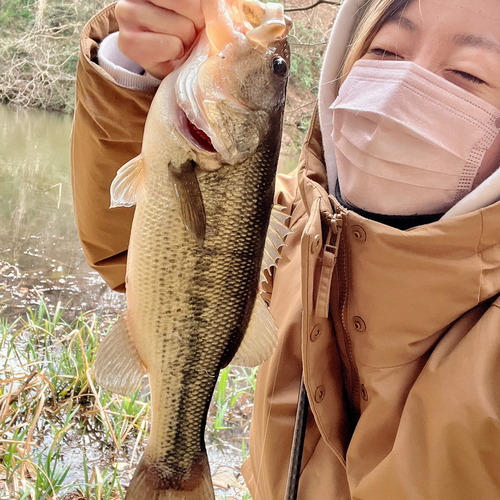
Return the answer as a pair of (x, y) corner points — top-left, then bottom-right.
(177, 107), (217, 154)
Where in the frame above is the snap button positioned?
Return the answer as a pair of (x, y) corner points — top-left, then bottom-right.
(361, 384), (369, 401)
(351, 225), (366, 242)
(315, 385), (326, 403)
(310, 325), (321, 342)
(495, 117), (500, 128)
(311, 234), (321, 253)
(352, 316), (366, 333)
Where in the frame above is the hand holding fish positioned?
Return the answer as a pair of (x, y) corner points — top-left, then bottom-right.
(115, 0), (204, 79)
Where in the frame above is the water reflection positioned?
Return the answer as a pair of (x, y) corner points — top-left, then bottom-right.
(0, 104), (124, 320)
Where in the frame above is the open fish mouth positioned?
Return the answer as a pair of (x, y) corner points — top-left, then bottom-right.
(174, 33), (224, 157)
(178, 107), (217, 154)
(175, 54), (247, 161)
(186, 118), (216, 153)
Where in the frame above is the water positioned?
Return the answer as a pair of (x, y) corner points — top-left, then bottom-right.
(0, 104), (125, 320)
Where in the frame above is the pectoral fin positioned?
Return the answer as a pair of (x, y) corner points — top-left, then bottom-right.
(230, 294), (278, 367)
(110, 154), (146, 208)
(94, 315), (146, 396)
(169, 160), (206, 247)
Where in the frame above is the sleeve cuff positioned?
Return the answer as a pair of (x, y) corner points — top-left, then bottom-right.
(97, 32), (161, 90)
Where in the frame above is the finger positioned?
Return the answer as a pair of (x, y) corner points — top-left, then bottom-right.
(145, 61), (179, 79)
(116, 1), (197, 50)
(118, 31), (185, 76)
(147, 0), (204, 32)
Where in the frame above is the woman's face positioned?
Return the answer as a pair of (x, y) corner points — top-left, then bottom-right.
(362, 0), (500, 184)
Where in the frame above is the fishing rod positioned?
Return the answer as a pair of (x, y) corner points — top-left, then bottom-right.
(284, 375), (309, 500)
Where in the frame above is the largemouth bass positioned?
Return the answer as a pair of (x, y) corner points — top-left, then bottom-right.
(94, 1), (291, 499)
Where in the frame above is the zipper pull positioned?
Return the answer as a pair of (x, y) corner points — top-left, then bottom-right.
(315, 212), (344, 319)
(325, 212), (344, 262)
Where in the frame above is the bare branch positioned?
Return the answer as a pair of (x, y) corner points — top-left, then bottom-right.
(287, 100), (316, 114)
(284, 0), (340, 12)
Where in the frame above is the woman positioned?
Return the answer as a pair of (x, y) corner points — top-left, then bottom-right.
(71, 0), (500, 498)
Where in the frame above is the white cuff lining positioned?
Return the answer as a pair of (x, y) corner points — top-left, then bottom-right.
(98, 32), (161, 90)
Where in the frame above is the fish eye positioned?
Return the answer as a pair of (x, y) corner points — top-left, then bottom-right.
(271, 56), (288, 77)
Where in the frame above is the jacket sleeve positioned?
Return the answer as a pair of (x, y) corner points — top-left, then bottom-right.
(71, 4), (157, 292)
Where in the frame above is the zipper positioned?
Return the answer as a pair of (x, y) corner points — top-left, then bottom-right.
(324, 212), (344, 259)
(330, 202), (361, 419)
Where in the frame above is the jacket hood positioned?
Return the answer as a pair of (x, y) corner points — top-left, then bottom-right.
(317, 0), (500, 219)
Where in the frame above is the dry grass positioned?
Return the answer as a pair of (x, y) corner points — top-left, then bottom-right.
(0, 0), (112, 112)
(0, 299), (254, 499)
(0, 302), (140, 499)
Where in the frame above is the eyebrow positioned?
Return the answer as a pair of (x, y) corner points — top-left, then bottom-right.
(385, 14), (420, 33)
(453, 34), (500, 54)
(384, 15), (500, 55)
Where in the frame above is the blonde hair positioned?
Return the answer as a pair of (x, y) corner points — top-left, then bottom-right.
(340, 0), (412, 82)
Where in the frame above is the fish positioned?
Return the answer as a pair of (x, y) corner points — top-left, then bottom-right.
(93, 0), (291, 499)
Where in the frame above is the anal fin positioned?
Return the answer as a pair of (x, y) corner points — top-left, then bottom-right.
(230, 294), (278, 367)
(94, 315), (146, 396)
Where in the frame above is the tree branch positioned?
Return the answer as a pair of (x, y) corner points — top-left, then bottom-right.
(284, 0), (340, 12)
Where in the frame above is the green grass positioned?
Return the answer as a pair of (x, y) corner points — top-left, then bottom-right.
(81, 454), (126, 500)
(0, 0), (35, 29)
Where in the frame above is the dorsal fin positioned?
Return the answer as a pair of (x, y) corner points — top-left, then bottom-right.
(260, 204), (291, 284)
(230, 294), (277, 367)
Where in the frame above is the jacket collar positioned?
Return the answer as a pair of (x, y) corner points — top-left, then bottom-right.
(297, 104), (330, 217)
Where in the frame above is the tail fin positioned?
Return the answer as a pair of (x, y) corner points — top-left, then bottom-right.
(125, 452), (215, 500)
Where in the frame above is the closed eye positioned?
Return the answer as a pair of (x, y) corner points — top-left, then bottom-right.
(367, 48), (401, 59)
(454, 70), (485, 85)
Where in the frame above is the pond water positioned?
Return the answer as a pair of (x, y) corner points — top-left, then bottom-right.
(0, 104), (125, 320)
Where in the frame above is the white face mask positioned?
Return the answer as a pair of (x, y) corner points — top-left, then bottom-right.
(331, 59), (500, 215)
